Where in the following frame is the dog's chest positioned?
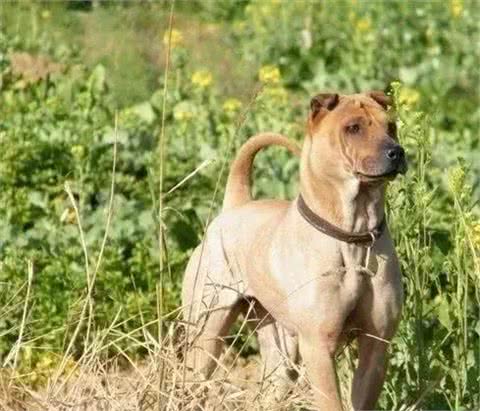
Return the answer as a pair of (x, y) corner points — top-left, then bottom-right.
(257, 239), (369, 328)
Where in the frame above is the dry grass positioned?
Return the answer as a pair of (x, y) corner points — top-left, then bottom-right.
(1, 319), (321, 411)
(1, 272), (359, 410)
(1, 273), (366, 411)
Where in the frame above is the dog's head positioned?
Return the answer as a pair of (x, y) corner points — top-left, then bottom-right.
(306, 91), (407, 184)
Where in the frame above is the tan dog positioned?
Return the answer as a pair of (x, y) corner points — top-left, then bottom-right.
(182, 91), (407, 410)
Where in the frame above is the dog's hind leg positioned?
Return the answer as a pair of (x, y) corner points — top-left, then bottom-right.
(182, 244), (246, 379)
(184, 290), (244, 379)
(257, 322), (299, 403)
(250, 303), (299, 403)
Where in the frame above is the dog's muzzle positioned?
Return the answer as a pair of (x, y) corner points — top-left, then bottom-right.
(385, 143), (407, 175)
(356, 143), (407, 180)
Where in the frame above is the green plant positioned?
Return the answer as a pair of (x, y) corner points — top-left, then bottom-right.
(0, 2), (478, 409)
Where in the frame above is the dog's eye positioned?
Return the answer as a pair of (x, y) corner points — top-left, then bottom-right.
(388, 121), (397, 138)
(346, 123), (361, 134)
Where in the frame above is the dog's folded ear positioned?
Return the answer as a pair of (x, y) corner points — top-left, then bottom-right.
(310, 93), (339, 118)
(369, 91), (392, 110)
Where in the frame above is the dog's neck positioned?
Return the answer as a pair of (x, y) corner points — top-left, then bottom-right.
(299, 165), (385, 234)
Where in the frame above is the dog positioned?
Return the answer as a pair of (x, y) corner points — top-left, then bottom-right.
(182, 91), (407, 410)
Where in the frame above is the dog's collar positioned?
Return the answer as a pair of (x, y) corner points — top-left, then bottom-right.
(296, 194), (385, 246)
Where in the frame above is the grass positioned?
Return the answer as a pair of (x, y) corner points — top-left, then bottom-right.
(0, 1), (256, 107)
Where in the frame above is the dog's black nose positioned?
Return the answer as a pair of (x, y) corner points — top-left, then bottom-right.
(385, 145), (405, 161)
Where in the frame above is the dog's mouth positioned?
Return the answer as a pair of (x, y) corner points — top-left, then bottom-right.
(355, 170), (398, 181)
(355, 163), (407, 182)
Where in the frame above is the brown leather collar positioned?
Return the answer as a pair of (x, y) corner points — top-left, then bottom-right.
(297, 194), (385, 246)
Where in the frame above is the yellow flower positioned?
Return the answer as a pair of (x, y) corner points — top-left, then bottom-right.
(223, 98), (242, 115)
(450, 0), (463, 17)
(173, 109), (192, 122)
(356, 18), (371, 33)
(41, 10), (51, 19)
(163, 29), (184, 48)
(399, 87), (420, 107)
(173, 102), (195, 122)
(191, 70), (213, 89)
(71, 145), (85, 159)
(259, 65), (281, 85)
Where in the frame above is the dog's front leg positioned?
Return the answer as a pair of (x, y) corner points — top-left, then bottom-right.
(351, 335), (389, 410)
(300, 332), (344, 411)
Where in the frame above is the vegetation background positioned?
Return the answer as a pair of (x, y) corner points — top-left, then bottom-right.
(0, 1), (478, 410)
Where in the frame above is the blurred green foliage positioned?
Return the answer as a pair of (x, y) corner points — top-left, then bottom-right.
(0, 1), (478, 409)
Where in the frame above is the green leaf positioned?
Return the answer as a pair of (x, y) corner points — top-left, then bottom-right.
(436, 295), (453, 331)
(130, 102), (156, 124)
(88, 64), (106, 96)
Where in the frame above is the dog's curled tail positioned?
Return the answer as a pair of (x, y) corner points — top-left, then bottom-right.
(222, 132), (301, 211)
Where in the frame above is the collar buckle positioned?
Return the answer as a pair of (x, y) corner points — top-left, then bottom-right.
(367, 230), (378, 248)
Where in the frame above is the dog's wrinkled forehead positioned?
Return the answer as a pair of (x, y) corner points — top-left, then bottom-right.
(335, 94), (388, 120)
(309, 91), (391, 134)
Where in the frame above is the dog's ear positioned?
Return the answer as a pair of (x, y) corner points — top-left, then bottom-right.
(369, 91), (392, 110)
(310, 93), (339, 118)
